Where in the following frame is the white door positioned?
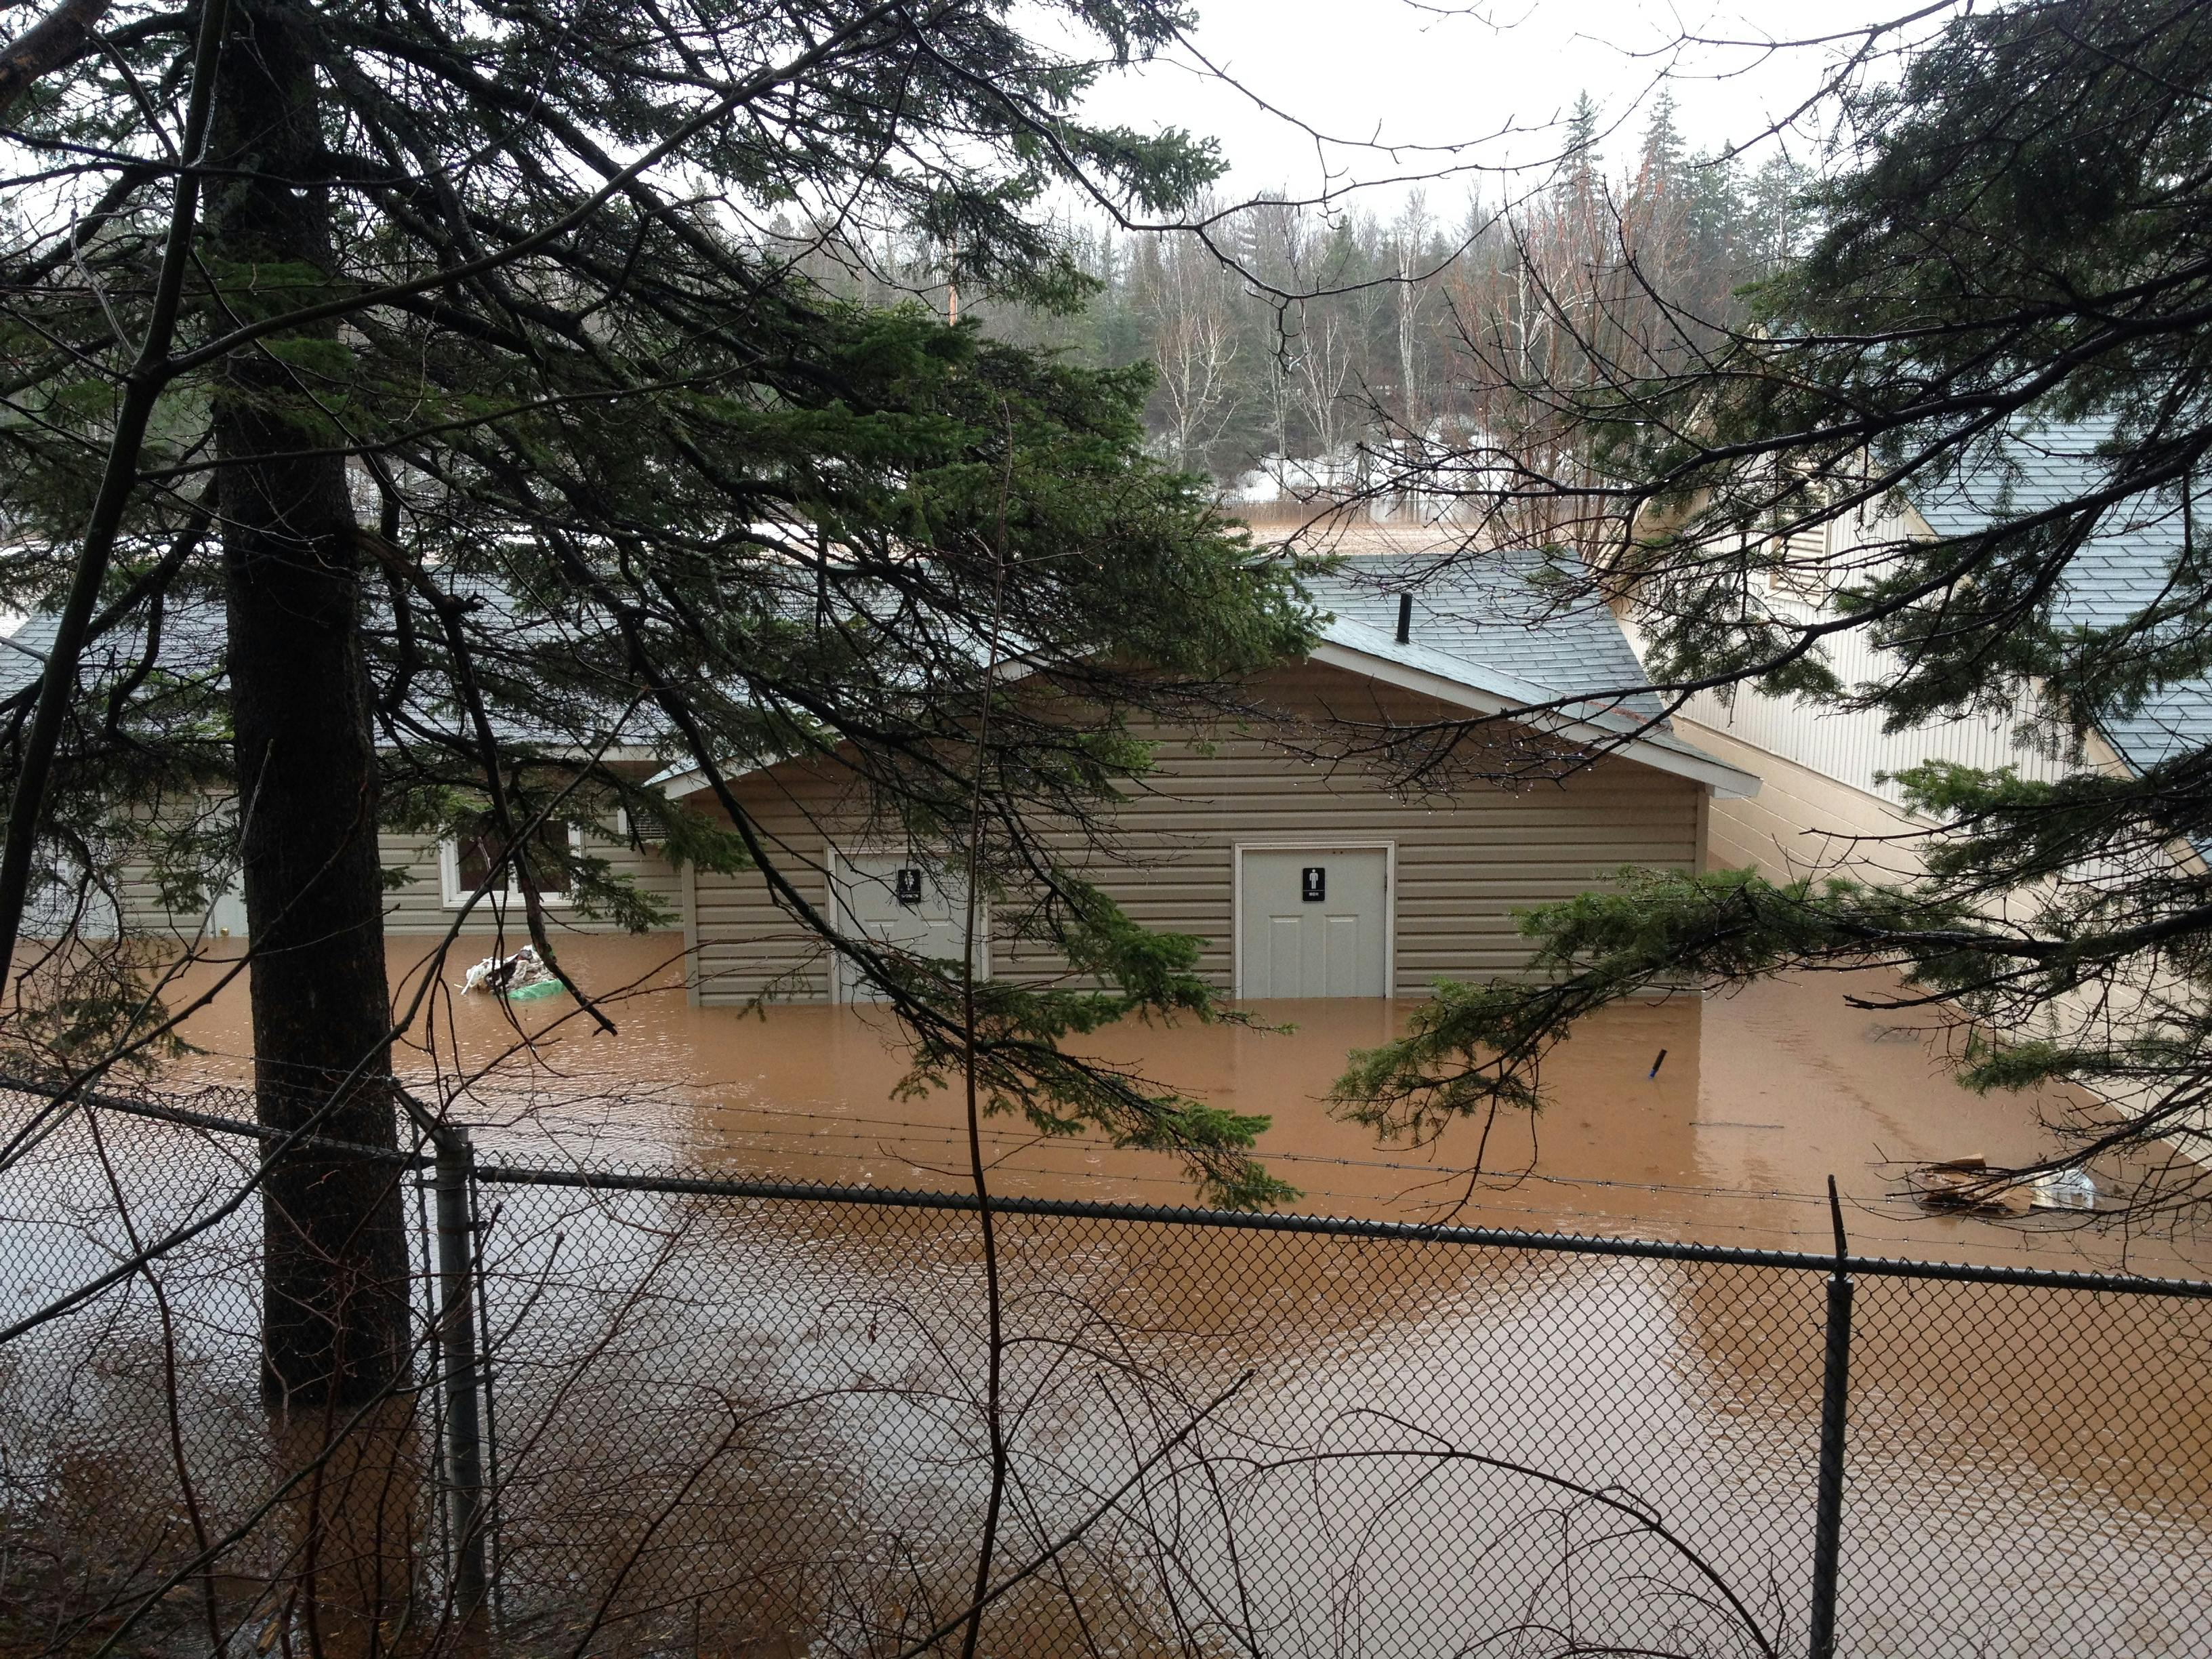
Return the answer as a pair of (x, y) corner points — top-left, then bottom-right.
(1237, 847), (1390, 998)
(208, 878), (249, 941)
(832, 853), (982, 1001)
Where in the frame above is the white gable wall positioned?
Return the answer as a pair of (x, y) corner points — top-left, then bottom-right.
(1622, 499), (2083, 882)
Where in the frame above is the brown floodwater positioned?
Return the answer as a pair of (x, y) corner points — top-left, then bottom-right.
(18, 936), (2212, 1655)
(163, 935), (2209, 1273)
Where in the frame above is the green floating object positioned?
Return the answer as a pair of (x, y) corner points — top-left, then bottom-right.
(504, 979), (564, 1002)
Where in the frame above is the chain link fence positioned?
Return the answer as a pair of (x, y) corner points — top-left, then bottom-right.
(4, 1078), (2211, 1657)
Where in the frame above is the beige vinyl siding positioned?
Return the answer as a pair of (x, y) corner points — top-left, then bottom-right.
(380, 824), (682, 935)
(102, 817), (681, 940)
(687, 760), (857, 1002)
(83, 798), (239, 940)
(115, 867), (198, 937)
(691, 662), (1705, 1005)
(1677, 714), (1930, 884)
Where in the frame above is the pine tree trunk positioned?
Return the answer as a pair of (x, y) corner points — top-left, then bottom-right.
(208, 0), (409, 1414)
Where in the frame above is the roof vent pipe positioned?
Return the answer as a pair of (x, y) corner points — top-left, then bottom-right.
(1395, 592), (1412, 644)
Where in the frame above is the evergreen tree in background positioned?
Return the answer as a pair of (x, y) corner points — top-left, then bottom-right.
(1634, 91), (1685, 199)
(1553, 92), (1605, 223)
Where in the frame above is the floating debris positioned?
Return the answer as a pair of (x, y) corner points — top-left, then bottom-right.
(459, 945), (562, 1000)
(1912, 1155), (2032, 1218)
(2029, 1168), (2097, 1212)
(1910, 1155), (2099, 1217)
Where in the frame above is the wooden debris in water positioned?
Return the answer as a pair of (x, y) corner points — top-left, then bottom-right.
(1908, 1155), (2099, 1217)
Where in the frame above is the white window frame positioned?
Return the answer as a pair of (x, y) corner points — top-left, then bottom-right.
(439, 823), (586, 911)
(1230, 839), (1397, 1000)
(826, 846), (990, 1004)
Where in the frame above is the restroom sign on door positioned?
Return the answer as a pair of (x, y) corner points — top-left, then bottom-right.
(1301, 865), (1326, 902)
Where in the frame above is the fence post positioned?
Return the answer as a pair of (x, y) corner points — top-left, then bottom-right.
(1809, 1175), (1853, 1659)
(434, 1126), (491, 1630)
(468, 1160), (509, 1637)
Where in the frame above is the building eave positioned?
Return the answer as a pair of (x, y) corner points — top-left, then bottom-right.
(654, 644), (1762, 804)
(1307, 636), (1763, 799)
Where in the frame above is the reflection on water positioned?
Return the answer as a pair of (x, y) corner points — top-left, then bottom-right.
(39, 936), (2204, 1655)
(266, 1397), (427, 1659)
(165, 935), (2212, 1269)
(468, 1176), (2212, 1658)
(0, 1127), (440, 1657)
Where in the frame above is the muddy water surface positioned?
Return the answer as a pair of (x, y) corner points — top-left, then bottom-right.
(40, 937), (2212, 1654)
(168, 935), (2209, 1269)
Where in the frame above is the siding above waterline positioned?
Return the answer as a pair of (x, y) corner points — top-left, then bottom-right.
(687, 663), (1705, 1005)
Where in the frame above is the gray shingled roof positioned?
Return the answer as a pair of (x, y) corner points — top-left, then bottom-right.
(0, 603), (225, 701)
(635, 546), (1759, 796)
(1912, 417), (2212, 771)
(1298, 548), (1669, 720)
(3, 552), (1673, 722)
(7, 548), (1750, 791)
(0, 590), (661, 749)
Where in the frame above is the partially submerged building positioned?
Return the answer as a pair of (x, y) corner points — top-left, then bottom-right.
(7, 552), (1759, 1002)
(657, 552), (1756, 1004)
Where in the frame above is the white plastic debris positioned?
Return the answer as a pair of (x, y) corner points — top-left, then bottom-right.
(460, 944), (553, 998)
(2029, 1168), (2097, 1212)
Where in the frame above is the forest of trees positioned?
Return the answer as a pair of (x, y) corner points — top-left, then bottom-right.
(775, 92), (1817, 498)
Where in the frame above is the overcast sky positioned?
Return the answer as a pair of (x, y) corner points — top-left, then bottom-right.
(1076, 0), (1950, 213)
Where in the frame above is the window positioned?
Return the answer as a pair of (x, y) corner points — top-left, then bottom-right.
(439, 818), (583, 909)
